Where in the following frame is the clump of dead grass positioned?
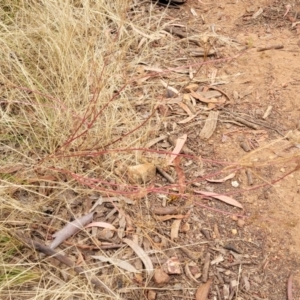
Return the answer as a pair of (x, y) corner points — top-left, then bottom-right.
(1, 1), (138, 153)
(0, 0), (167, 298)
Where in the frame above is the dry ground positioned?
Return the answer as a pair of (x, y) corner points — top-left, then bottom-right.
(0, 0), (300, 299)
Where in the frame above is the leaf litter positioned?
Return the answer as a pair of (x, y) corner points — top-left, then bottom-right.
(122, 238), (154, 277)
(91, 255), (140, 273)
(167, 134), (188, 165)
(194, 190), (243, 209)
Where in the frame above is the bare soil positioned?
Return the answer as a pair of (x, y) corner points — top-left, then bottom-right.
(127, 0), (300, 298)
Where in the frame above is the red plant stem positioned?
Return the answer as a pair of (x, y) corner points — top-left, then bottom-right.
(48, 162), (298, 218)
(103, 108), (157, 148)
(50, 161), (297, 198)
(29, 49), (248, 165)
(60, 84), (128, 149)
(45, 147), (241, 166)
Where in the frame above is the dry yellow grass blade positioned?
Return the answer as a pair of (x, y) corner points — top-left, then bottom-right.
(0, 0), (165, 298)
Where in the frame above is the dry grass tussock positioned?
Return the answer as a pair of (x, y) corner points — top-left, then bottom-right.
(0, 0), (169, 298)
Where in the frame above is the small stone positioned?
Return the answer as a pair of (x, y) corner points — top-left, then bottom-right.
(147, 290), (156, 300)
(134, 273), (144, 284)
(280, 168), (285, 172)
(183, 83), (199, 92)
(232, 229), (238, 235)
(182, 93), (191, 103)
(237, 219), (245, 227)
(166, 88), (177, 98)
(230, 279), (239, 289)
(99, 228), (114, 239)
(184, 160), (193, 167)
(163, 257), (181, 274)
(153, 235), (161, 243)
(180, 222), (190, 233)
(231, 215), (238, 221)
(153, 268), (170, 285)
(231, 180), (239, 188)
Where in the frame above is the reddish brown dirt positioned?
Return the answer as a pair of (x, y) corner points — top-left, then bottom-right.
(140, 0), (300, 298)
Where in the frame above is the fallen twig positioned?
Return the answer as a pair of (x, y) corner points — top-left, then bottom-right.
(246, 169), (254, 185)
(222, 261), (256, 268)
(152, 206), (179, 215)
(14, 231), (104, 290)
(240, 140), (251, 152)
(257, 44), (284, 52)
(63, 240), (123, 250)
(262, 105), (273, 119)
(223, 109), (284, 135)
(234, 116), (260, 130)
(164, 26), (201, 46)
(156, 166), (175, 183)
(189, 49), (216, 57)
(202, 252), (211, 282)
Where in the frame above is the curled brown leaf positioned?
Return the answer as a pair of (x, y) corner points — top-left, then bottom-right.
(123, 238), (154, 276)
